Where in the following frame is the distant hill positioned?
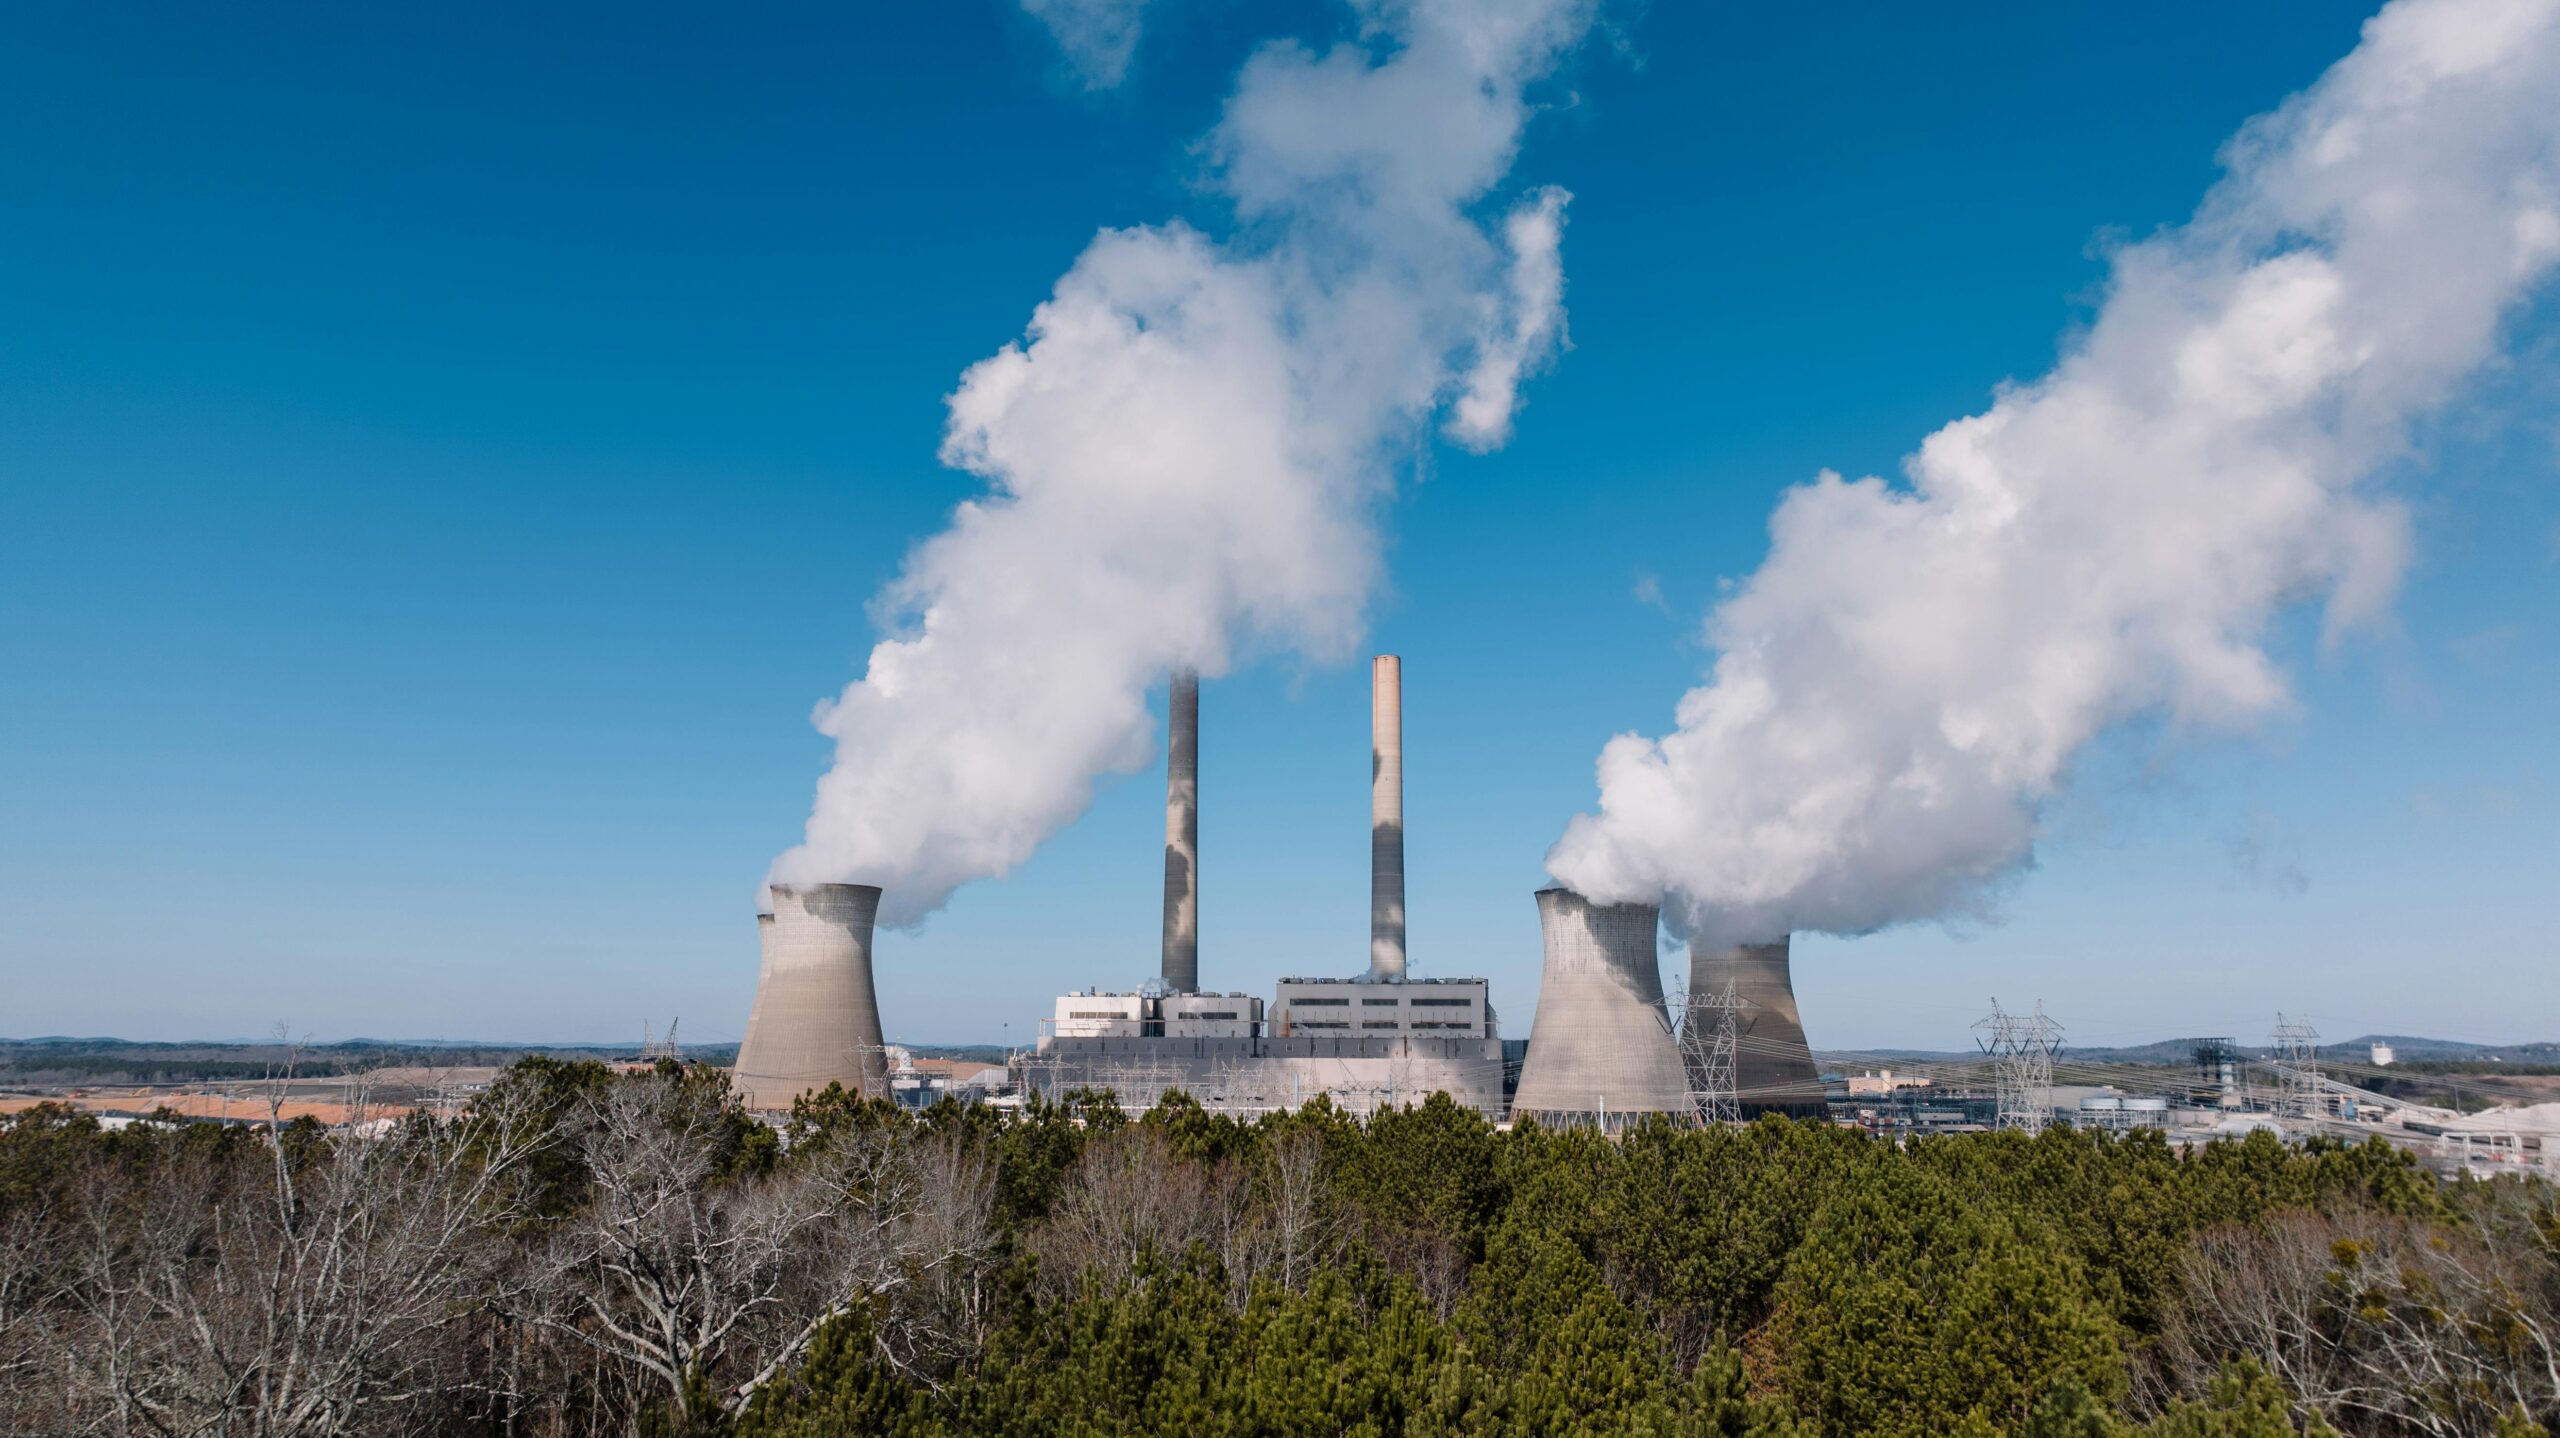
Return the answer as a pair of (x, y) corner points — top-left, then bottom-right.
(0, 1035), (1012, 1086)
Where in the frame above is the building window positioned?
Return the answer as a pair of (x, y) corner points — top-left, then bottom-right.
(1410, 997), (1472, 1007)
(1291, 997), (1349, 1007)
(1297, 1021), (1350, 1031)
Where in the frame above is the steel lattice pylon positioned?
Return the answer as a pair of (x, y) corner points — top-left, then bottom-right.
(1975, 999), (2064, 1135)
(1673, 977), (1750, 1125)
(2269, 1013), (2323, 1120)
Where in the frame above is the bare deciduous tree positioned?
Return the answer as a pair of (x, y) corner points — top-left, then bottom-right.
(1034, 1124), (1234, 1296)
(522, 1071), (996, 1427)
(2157, 1192), (2560, 1437)
(21, 1080), (551, 1438)
(1260, 1124), (1343, 1295)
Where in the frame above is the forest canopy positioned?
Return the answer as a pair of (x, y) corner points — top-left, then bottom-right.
(2, 1060), (2552, 1437)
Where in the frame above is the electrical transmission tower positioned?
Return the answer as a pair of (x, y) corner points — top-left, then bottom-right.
(2268, 1014), (2323, 1119)
(1975, 1000), (2064, 1135)
(1677, 978), (1750, 1125)
(641, 1019), (683, 1064)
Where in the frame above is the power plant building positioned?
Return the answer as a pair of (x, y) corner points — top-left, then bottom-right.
(1024, 657), (1507, 1121)
(1270, 976), (1489, 1036)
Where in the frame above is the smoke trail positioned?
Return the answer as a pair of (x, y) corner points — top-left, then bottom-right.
(1549, 0), (2560, 948)
(774, 0), (1596, 927)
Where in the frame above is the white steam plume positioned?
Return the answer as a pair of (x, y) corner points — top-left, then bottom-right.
(1549, 0), (2560, 948)
(775, 0), (1595, 927)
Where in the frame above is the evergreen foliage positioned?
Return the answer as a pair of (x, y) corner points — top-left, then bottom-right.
(4, 1066), (2552, 1437)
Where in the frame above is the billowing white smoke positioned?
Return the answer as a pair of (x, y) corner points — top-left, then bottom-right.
(1549, 0), (2560, 949)
(774, 0), (1595, 927)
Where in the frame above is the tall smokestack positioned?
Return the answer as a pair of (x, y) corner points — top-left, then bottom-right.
(1161, 669), (1199, 993)
(1369, 655), (1405, 981)
(731, 883), (889, 1110)
(1509, 888), (1693, 1131)
(1689, 936), (1824, 1116)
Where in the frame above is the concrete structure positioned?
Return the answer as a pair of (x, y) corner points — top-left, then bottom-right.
(1160, 991), (1263, 1039)
(2078, 1094), (2172, 1131)
(1162, 669), (1200, 993)
(1025, 1030), (1505, 1120)
(1841, 1069), (1930, 1097)
(1509, 888), (1693, 1130)
(1689, 936), (1826, 1117)
(739, 911), (777, 1056)
(2370, 1042), (2396, 1067)
(1051, 991), (1148, 1039)
(1032, 978), (1497, 1119)
(1045, 989), (1265, 1041)
(1274, 976), (1490, 1036)
(1370, 655), (1405, 982)
(1026, 652), (1510, 1123)
(731, 883), (890, 1110)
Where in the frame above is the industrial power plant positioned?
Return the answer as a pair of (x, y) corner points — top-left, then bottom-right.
(730, 656), (1821, 1129)
(723, 660), (2553, 1181)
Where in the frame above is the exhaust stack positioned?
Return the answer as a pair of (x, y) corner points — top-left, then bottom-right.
(1508, 888), (1693, 1131)
(732, 883), (889, 1110)
(1689, 936), (1824, 1116)
(1369, 655), (1405, 981)
(1161, 668), (1199, 993)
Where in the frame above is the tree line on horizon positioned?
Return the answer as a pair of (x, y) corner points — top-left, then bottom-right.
(1, 1058), (2554, 1437)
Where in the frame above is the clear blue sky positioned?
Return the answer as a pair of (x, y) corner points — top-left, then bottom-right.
(4, 2), (2552, 1050)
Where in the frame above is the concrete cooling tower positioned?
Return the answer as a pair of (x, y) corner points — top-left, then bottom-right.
(1509, 888), (1694, 1131)
(1690, 937), (1825, 1117)
(732, 883), (889, 1111)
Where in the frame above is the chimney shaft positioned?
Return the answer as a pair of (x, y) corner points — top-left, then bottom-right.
(1369, 655), (1405, 981)
(1161, 668), (1199, 993)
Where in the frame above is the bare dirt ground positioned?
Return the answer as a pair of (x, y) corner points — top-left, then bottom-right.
(0, 1065), (507, 1126)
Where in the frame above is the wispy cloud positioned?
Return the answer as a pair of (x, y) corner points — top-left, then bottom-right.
(1020, 0), (1159, 90)
(2450, 621), (2526, 672)
(1631, 571), (1672, 616)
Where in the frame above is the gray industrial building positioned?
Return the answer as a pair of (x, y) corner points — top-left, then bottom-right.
(1026, 655), (1508, 1121)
